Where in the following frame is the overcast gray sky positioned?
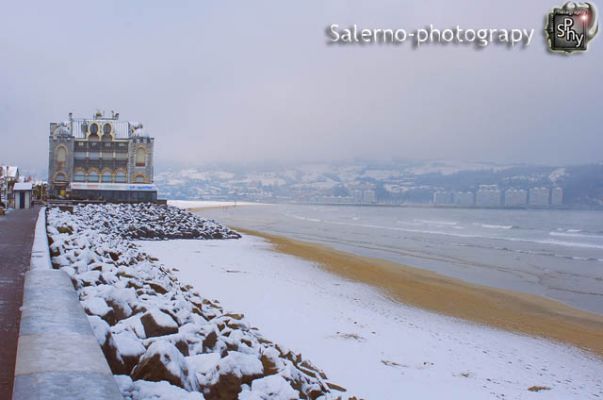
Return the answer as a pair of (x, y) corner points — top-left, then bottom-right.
(0, 0), (601, 172)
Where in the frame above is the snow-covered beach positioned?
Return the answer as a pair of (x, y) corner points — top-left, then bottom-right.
(140, 235), (603, 399)
(42, 201), (603, 399)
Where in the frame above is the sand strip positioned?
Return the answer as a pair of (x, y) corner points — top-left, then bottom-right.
(236, 227), (603, 358)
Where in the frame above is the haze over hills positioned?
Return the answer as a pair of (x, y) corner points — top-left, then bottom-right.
(155, 161), (603, 209)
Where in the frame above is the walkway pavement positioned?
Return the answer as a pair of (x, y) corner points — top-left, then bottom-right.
(0, 207), (39, 399)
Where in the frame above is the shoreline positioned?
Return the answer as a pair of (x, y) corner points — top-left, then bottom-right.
(235, 227), (603, 358)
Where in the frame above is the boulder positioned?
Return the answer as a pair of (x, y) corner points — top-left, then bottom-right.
(204, 373), (241, 400)
(147, 281), (169, 295)
(112, 331), (146, 375)
(202, 331), (218, 351)
(239, 375), (298, 400)
(131, 341), (198, 391)
(88, 316), (126, 374)
(106, 298), (133, 323)
(82, 297), (114, 322)
(141, 309), (179, 338)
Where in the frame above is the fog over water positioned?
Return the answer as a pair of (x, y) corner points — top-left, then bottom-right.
(199, 204), (603, 314)
(1, 0), (602, 170)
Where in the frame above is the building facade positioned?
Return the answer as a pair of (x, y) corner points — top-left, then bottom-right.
(529, 187), (550, 207)
(504, 188), (528, 208)
(551, 187), (563, 207)
(433, 191), (453, 205)
(13, 182), (33, 209)
(0, 165), (19, 207)
(453, 191), (475, 207)
(48, 111), (157, 202)
(476, 185), (501, 208)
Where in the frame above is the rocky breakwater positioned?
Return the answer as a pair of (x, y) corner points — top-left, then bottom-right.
(47, 204), (353, 400)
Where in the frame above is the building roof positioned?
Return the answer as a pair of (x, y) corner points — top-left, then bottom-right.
(70, 119), (130, 139)
(0, 165), (19, 178)
(13, 182), (32, 191)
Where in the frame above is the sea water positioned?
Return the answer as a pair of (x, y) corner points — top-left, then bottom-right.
(199, 204), (603, 314)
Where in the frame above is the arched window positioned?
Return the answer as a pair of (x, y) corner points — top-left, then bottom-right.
(135, 147), (146, 167)
(87, 170), (99, 182)
(101, 170), (113, 183)
(56, 147), (67, 162)
(55, 172), (67, 182)
(115, 170), (127, 183)
(88, 123), (99, 141)
(134, 174), (145, 183)
(74, 169), (85, 182)
(102, 123), (112, 142)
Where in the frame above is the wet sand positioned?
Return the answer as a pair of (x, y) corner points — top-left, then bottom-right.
(236, 227), (603, 358)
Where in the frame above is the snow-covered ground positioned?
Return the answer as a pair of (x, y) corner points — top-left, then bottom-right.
(139, 236), (603, 400)
(167, 200), (262, 210)
(47, 204), (343, 400)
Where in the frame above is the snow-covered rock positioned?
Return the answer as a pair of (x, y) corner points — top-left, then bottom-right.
(46, 204), (348, 400)
(239, 375), (298, 400)
(131, 341), (199, 392)
(140, 309), (179, 338)
(71, 203), (240, 240)
(116, 375), (205, 400)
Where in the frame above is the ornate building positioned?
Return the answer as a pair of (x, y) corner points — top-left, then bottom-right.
(48, 111), (157, 202)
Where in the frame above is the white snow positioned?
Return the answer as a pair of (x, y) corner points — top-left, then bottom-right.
(82, 297), (113, 318)
(139, 236), (603, 400)
(168, 200), (262, 210)
(13, 182), (32, 191)
(239, 375), (298, 400)
(186, 351), (263, 388)
(216, 351), (264, 379)
(113, 331), (146, 358)
(116, 375), (205, 400)
(145, 309), (179, 330)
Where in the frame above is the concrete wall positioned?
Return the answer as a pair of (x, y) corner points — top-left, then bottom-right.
(12, 208), (123, 400)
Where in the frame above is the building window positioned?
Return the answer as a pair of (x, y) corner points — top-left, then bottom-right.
(115, 170), (127, 183)
(135, 147), (146, 167)
(56, 146), (67, 162)
(89, 122), (99, 141)
(87, 170), (99, 182)
(134, 175), (145, 183)
(74, 169), (85, 182)
(102, 170), (113, 183)
(55, 172), (67, 182)
(102, 123), (112, 142)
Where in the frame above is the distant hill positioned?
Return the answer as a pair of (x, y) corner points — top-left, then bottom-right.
(155, 161), (603, 209)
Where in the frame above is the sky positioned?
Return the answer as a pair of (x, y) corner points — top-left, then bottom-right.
(0, 0), (601, 173)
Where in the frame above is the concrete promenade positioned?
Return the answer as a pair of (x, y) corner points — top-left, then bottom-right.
(0, 208), (38, 399)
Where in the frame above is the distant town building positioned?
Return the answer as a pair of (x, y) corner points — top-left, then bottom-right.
(13, 182), (33, 209)
(504, 188), (527, 207)
(48, 111), (157, 202)
(433, 191), (453, 205)
(453, 191), (475, 207)
(476, 185), (501, 207)
(551, 187), (563, 206)
(0, 165), (20, 207)
(351, 186), (376, 204)
(362, 189), (376, 204)
(529, 187), (550, 207)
